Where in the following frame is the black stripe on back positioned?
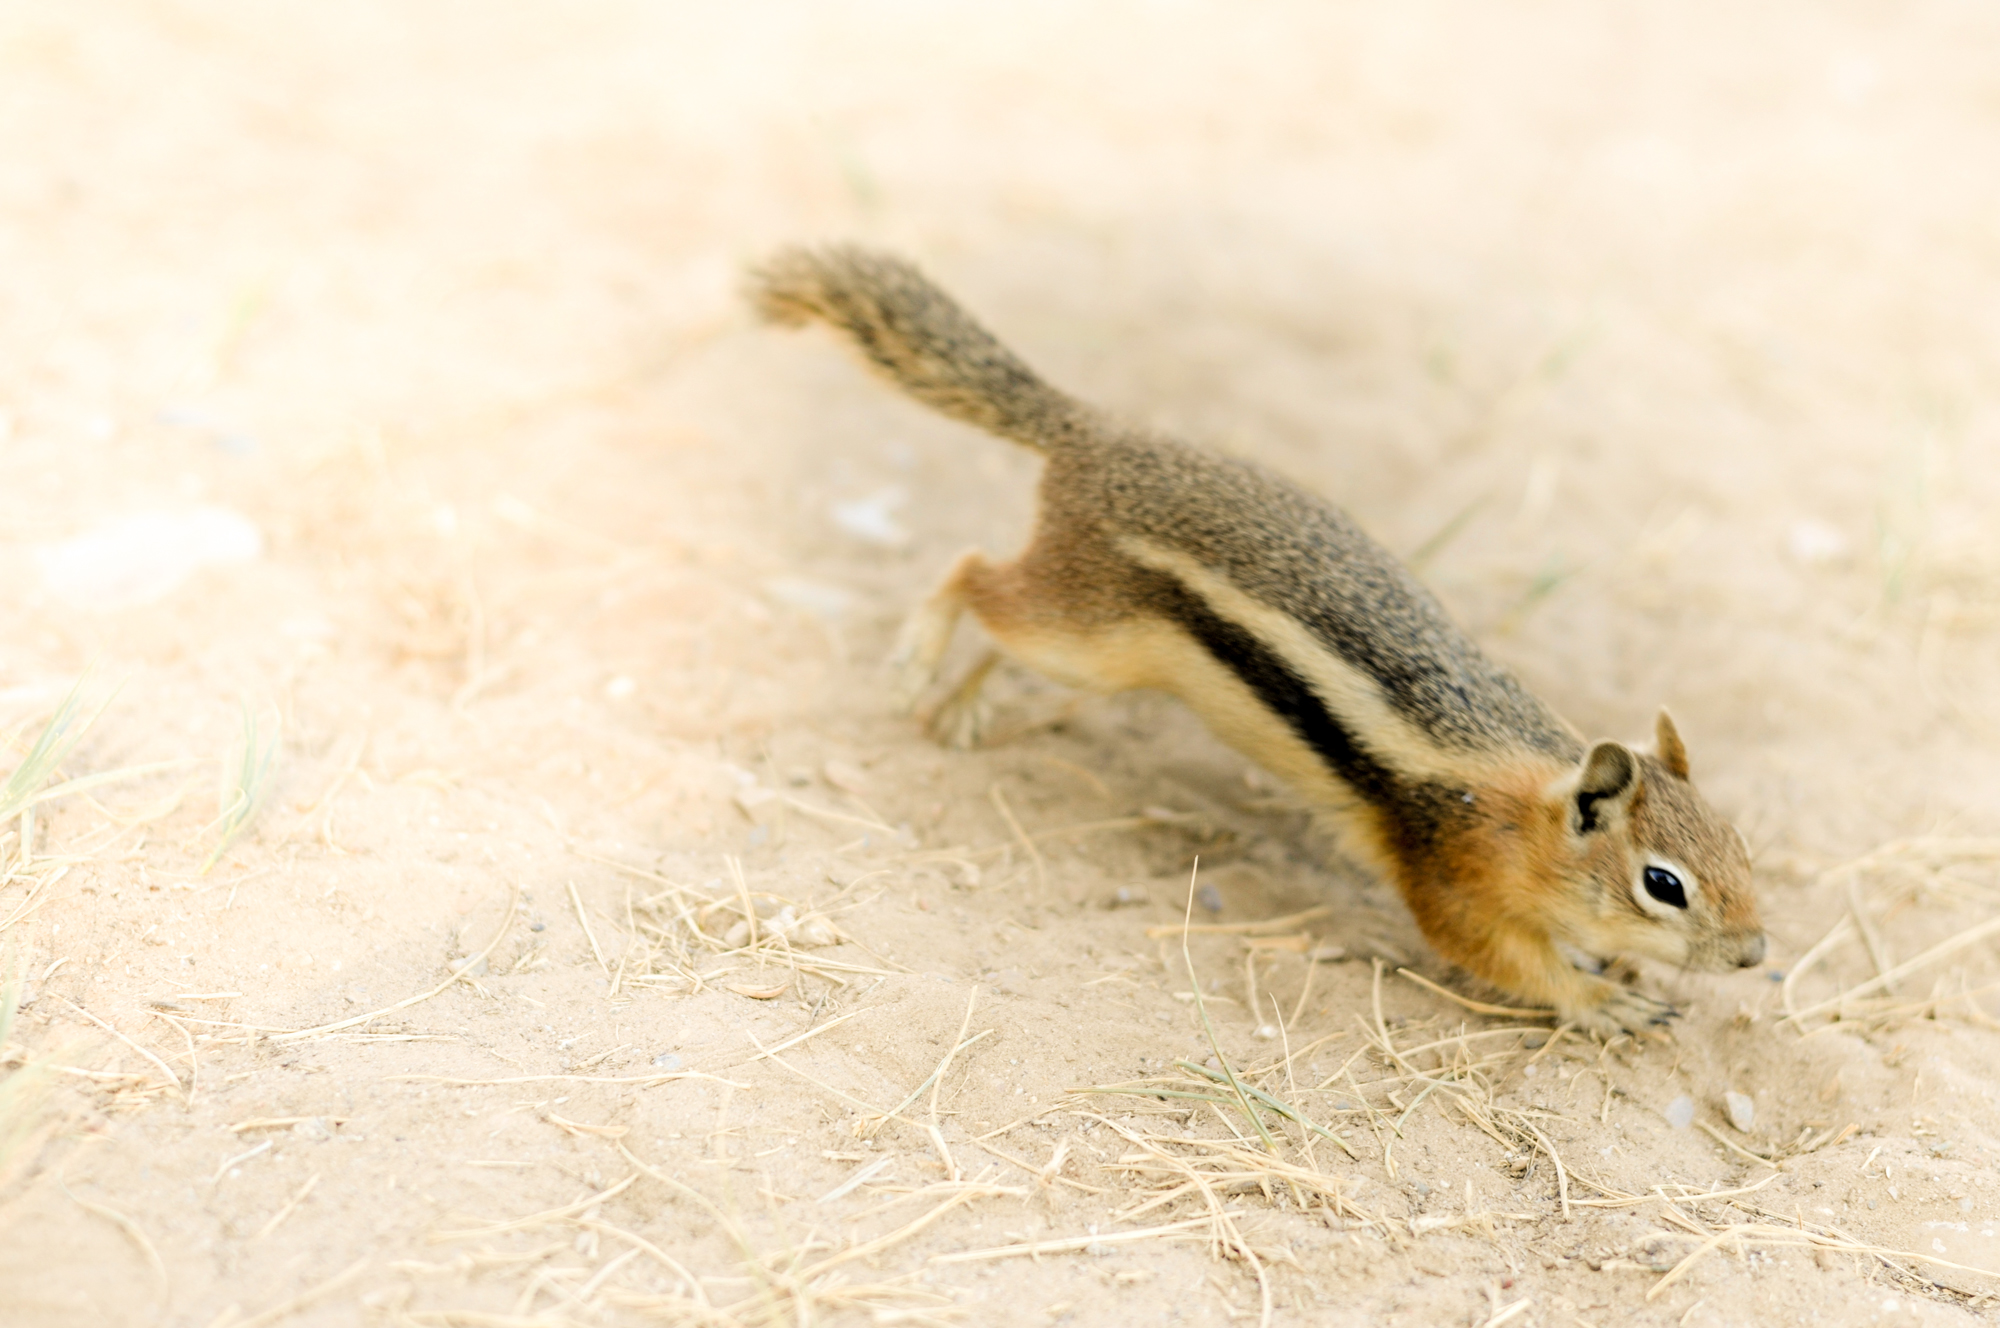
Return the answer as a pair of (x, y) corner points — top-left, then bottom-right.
(1142, 572), (1403, 810)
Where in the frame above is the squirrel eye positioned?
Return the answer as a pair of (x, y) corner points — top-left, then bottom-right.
(1643, 866), (1688, 910)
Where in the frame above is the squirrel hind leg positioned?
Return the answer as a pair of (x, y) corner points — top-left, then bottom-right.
(894, 543), (1123, 737)
(888, 548), (987, 711)
(892, 548), (1016, 716)
(918, 648), (1001, 749)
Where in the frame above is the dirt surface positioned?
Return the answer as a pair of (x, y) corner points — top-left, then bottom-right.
(4, 3), (2000, 1325)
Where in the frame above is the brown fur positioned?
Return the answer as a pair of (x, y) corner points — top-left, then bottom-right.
(748, 244), (1766, 1035)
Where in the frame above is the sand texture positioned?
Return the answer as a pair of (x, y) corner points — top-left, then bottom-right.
(4, 4), (2000, 1325)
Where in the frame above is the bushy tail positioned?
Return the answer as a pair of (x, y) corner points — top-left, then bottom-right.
(747, 245), (1090, 454)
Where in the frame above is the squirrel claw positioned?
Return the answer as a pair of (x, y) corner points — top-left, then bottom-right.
(1568, 986), (1678, 1038)
(918, 651), (1001, 750)
(926, 694), (991, 750)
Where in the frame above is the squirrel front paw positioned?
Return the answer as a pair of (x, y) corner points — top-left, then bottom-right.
(1561, 982), (1678, 1039)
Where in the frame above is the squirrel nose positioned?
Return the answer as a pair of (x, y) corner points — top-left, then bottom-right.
(1735, 933), (1767, 968)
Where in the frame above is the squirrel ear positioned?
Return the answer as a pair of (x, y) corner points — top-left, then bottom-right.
(1572, 741), (1639, 835)
(1654, 707), (1690, 780)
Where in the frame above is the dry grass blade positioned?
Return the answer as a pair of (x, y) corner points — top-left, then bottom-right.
(0, 873), (63, 938)
(614, 1140), (997, 1324)
(614, 862), (875, 999)
(930, 1215), (1214, 1264)
(1171, 1060), (1358, 1158)
(1089, 1118), (1354, 1220)
(58, 998), (185, 1100)
(1517, 1119), (1570, 1219)
(0, 955), (61, 1190)
(817, 1156), (894, 1204)
(60, 1173), (168, 1297)
(254, 1173), (320, 1239)
(726, 1007), (871, 1068)
(1695, 1120), (1780, 1169)
(741, 1027), (896, 1120)
(1781, 914), (1856, 1023)
(229, 1115), (351, 1133)
(566, 878), (610, 976)
(0, 950), (18, 1061)
(797, 1180), (1018, 1282)
(432, 1173), (638, 1242)
(859, 1028), (993, 1141)
(1143, 905), (1332, 939)
(232, 1259), (370, 1328)
(1180, 861), (1278, 1154)
(1643, 1218), (2000, 1301)
(201, 702), (281, 874)
(1783, 912), (2000, 1026)
(14, 759), (205, 823)
(391, 1071), (743, 1088)
(1397, 968), (1555, 1018)
(1571, 1173), (1781, 1210)
(273, 888), (515, 1041)
(988, 784), (1045, 891)
(1780, 837), (2000, 1029)
(548, 1112), (627, 1139)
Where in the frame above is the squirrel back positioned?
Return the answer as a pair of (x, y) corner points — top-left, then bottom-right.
(749, 244), (1767, 1035)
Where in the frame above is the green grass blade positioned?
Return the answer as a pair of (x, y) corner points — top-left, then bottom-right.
(201, 703), (282, 874)
(0, 674), (114, 823)
(1179, 861), (1279, 1154)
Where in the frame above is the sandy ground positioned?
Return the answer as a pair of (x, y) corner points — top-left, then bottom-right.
(3, 3), (2000, 1325)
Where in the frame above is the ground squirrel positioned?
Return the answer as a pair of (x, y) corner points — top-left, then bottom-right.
(749, 244), (1766, 1035)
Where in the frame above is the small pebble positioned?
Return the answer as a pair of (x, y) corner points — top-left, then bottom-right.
(1665, 1095), (1696, 1130)
(764, 576), (853, 620)
(1725, 1091), (1756, 1133)
(1253, 1024), (1278, 1040)
(652, 1052), (682, 1070)
(828, 487), (910, 548)
(1196, 884), (1223, 913)
(733, 786), (782, 822)
(36, 506), (263, 610)
(1787, 518), (1851, 567)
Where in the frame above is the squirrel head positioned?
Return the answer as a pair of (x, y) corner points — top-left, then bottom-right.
(1548, 709), (1765, 976)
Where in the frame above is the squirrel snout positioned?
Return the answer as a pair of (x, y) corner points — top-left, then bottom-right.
(1733, 932), (1768, 968)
